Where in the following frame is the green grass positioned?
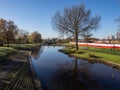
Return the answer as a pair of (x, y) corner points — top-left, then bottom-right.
(9, 44), (38, 50)
(61, 46), (120, 64)
(76, 50), (120, 63)
(0, 44), (40, 59)
(84, 46), (120, 55)
(0, 47), (16, 59)
(62, 43), (73, 47)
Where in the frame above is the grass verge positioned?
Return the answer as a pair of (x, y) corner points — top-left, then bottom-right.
(9, 44), (39, 50)
(60, 46), (120, 64)
(0, 47), (16, 59)
(0, 44), (40, 60)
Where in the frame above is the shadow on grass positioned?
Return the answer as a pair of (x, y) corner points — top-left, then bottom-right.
(88, 54), (102, 59)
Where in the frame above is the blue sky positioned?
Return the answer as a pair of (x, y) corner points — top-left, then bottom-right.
(0, 0), (120, 39)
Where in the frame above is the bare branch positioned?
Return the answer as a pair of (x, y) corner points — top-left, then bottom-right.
(52, 4), (101, 50)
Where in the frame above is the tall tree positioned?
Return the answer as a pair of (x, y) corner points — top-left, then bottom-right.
(0, 18), (18, 47)
(17, 29), (29, 44)
(29, 31), (41, 44)
(52, 4), (101, 50)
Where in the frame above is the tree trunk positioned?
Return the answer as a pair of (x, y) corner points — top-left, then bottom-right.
(73, 58), (78, 78)
(74, 58), (78, 73)
(75, 31), (78, 50)
(7, 38), (9, 47)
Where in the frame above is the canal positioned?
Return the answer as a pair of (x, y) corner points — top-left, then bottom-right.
(31, 46), (120, 90)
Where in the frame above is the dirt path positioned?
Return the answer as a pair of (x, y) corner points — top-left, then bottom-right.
(0, 50), (29, 89)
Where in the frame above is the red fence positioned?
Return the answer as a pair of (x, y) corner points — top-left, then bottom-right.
(70, 42), (120, 49)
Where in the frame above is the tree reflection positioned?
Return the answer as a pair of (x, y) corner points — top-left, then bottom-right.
(50, 58), (99, 90)
(31, 46), (43, 59)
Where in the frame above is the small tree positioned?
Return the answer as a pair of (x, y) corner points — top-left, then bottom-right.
(29, 31), (41, 44)
(52, 4), (101, 50)
(0, 18), (18, 47)
(81, 31), (93, 43)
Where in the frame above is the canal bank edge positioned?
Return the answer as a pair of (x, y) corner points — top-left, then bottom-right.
(28, 51), (43, 90)
(59, 49), (120, 70)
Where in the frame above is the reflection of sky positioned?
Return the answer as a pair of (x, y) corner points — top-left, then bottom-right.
(31, 46), (120, 90)
(91, 63), (120, 90)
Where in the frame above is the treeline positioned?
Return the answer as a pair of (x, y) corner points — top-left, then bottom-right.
(0, 18), (41, 46)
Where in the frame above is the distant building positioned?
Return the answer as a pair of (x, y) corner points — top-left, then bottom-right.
(107, 34), (114, 40)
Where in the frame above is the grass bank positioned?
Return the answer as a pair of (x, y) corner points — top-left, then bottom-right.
(0, 44), (40, 60)
(9, 44), (39, 50)
(0, 47), (16, 60)
(60, 44), (120, 69)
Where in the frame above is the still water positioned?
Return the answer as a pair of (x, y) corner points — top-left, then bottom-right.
(31, 46), (120, 90)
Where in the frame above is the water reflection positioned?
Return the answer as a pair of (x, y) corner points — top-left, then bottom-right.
(31, 46), (120, 90)
(31, 46), (43, 59)
(50, 58), (99, 90)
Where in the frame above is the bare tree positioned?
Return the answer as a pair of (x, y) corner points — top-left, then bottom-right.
(0, 18), (18, 47)
(52, 4), (101, 50)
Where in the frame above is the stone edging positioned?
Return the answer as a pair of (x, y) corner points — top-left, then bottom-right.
(28, 51), (43, 90)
